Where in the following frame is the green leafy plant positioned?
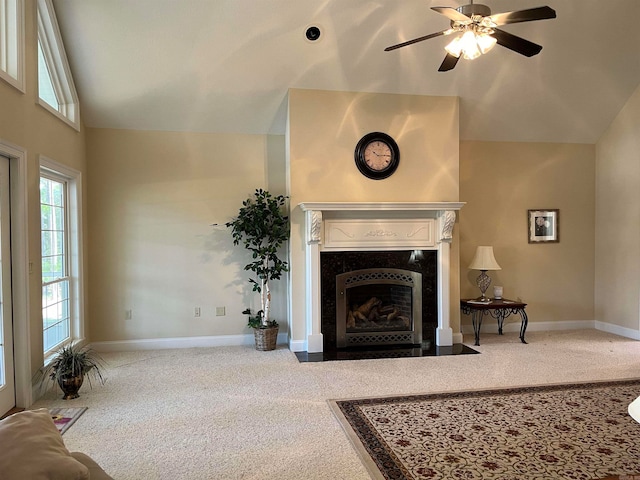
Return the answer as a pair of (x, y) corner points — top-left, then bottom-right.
(226, 189), (289, 328)
(37, 343), (106, 392)
(242, 308), (278, 329)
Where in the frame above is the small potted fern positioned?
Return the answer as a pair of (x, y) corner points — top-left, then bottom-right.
(226, 189), (289, 351)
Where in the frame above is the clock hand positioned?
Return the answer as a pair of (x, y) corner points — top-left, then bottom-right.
(372, 151), (391, 157)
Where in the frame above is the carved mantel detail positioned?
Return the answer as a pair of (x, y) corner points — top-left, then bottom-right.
(306, 210), (322, 244)
(440, 210), (456, 242)
(365, 230), (397, 238)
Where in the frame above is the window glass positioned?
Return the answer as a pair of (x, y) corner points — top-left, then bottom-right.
(37, 0), (79, 129)
(37, 40), (59, 110)
(40, 175), (71, 353)
(0, 0), (24, 90)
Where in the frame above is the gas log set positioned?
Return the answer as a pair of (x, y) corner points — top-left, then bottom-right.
(346, 296), (410, 331)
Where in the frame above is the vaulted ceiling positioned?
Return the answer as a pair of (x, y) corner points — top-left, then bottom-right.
(52, 0), (640, 144)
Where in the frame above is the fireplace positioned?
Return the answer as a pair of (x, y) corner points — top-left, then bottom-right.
(337, 268), (422, 348)
(321, 249), (437, 351)
(297, 202), (464, 353)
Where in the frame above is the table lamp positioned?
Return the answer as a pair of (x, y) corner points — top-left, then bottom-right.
(469, 246), (501, 302)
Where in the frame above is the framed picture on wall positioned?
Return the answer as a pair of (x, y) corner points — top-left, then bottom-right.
(528, 209), (559, 243)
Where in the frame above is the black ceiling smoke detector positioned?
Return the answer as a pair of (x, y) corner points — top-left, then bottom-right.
(305, 25), (321, 42)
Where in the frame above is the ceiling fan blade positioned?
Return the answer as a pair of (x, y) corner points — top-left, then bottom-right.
(438, 53), (460, 72)
(431, 6), (470, 23)
(489, 6), (556, 26)
(492, 28), (542, 57)
(384, 30), (447, 52)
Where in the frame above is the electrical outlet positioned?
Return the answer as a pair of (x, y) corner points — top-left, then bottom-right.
(216, 306), (226, 316)
(194, 307), (201, 317)
(125, 309), (132, 320)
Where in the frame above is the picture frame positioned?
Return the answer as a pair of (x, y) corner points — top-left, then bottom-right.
(528, 209), (559, 243)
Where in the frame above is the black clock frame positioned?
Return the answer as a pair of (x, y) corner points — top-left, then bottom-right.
(354, 132), (400, 180)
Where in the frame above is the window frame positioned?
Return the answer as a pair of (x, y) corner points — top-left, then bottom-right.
(39, 157), (84, 355)
(0, 0), (25, 91)
(36, 0), (80, 130)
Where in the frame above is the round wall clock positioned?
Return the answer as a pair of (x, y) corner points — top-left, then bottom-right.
(354, 132), (400, 180)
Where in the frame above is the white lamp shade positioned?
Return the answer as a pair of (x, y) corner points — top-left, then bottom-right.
(469, 246), (501, 271)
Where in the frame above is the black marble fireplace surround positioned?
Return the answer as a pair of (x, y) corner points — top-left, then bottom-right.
(320, 250), (438, 352)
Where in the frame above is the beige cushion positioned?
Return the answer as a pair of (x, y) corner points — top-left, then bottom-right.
(0, 408), (89, 480)
(70, 453), (114, 480)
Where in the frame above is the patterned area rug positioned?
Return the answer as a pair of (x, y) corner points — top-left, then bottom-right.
(330, 380), (640, 479)
(49, 407), (87, 435)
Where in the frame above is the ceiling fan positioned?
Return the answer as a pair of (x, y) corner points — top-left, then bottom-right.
(385, 1), (556, 71)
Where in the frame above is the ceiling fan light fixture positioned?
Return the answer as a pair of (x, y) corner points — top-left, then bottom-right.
(444, 36), (463, 58)
(460, 30), (481, 60)
(476, 33), (497, 54)
(385, 3), (556, 72)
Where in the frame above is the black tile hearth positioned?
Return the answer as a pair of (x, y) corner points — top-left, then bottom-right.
(294, 343), (479, 362)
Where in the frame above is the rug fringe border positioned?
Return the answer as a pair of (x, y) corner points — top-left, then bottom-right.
(328, 401), (388, 480)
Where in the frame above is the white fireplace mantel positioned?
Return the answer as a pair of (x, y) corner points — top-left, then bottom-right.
(299, 202), (465, 212)
(297, 202), (464, 353)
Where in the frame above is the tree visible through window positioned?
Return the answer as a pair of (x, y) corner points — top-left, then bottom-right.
(40, 175), (70, 352)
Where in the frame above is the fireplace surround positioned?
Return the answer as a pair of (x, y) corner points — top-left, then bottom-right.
(298, 202), (464, 353)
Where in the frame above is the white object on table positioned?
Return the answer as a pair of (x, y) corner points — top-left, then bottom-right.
(629, 396), (640, 423)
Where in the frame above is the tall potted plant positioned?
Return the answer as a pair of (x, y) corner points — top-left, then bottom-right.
(226, 189), (289, 350)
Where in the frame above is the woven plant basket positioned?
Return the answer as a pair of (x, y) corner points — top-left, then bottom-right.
(253, 326), (279, 351)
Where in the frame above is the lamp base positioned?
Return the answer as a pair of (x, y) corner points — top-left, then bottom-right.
(475, 270), (492, 302)
(474, 295), (492, 303)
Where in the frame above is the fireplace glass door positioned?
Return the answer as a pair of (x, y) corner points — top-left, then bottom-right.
(336, 268), (422, 348)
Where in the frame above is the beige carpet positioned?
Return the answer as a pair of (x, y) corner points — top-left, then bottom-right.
(31, 329), (640, 479)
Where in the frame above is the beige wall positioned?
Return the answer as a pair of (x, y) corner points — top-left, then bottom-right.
(287, 88), (461, 344)
(595, 83), (640, 333)
(459, 142), (595, 326)
(0, 0), (87, 375)
(86, 128), (287, 342)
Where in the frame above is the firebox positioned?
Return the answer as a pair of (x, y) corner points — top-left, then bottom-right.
(336, 268), (422, 348)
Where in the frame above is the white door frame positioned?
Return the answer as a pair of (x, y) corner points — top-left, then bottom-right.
(0, 155), (15, 414)
(0, 139), (31, 408)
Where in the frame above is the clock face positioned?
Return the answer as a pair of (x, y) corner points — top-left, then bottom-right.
(363, 140), (393, 171)
(354, 132), (400, 180)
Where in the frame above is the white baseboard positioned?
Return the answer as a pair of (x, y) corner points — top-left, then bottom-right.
(90, 332), (289, 352)
(461, 319), (640, 342)
(288, 339), (307, 352)
(595, 321), (640, 340)
(461, 320), (595, 335)
(90, 322), (639, 354)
